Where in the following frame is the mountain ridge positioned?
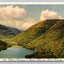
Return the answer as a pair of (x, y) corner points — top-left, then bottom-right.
(27, 21), (64, 58)
(7, 19), (64, 58)
(0, 24), (21, 41)
(12, 19), (61, 46)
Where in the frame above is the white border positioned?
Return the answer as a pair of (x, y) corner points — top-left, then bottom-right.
(0, 58), (64, 62)
(0, 2), (64, 61)
(0, 2), (64, 4)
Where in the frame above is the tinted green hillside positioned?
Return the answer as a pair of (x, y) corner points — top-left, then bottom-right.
(6, 26), (22, 35)
(8, 19), (64, 58)
(0, 24), (21, 41)
(27, 21), (64, 58)
(12, 19), (60, 46)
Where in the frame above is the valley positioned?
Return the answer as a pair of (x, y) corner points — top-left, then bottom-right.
(0, 19), (64, 58)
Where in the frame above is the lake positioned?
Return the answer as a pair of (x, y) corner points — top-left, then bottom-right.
(0, 47), (36, 58)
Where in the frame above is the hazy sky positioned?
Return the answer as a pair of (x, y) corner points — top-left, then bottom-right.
(0, 4), (64, 30)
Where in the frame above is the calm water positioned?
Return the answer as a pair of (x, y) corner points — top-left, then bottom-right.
(0, 47), (35, 58)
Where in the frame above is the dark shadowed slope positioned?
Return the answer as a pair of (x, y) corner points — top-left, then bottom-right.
(0, 40), (8, 51)
(0, 24), (21, 41)
(6, 26), (23, 35)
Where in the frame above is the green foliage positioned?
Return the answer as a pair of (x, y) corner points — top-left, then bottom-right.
(12, 19), (60, 46)
(0, 40), (8, 50)
(27, 21), (64, 58)
(9, 19), (64, 58)
(0, 24), (21, 41)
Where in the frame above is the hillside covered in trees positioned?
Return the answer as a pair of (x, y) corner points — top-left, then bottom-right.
(25, 21), (64, 58)
(0, 24), (21, 41)
(0, 40), (8, 51)
(12, 19), (61, 46)
(9, 19), (64, 58)
(0, 24), (22, 50)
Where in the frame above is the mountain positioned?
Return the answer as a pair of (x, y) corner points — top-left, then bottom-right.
(6, 26), (23, 35)
(26, 21), (64, 58)
(10, 19), (64, 58)
(0, 24), (21, 41)
(12, 19), (61, 47)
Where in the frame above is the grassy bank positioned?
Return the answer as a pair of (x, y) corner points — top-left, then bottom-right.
(12, 45), (22, 47)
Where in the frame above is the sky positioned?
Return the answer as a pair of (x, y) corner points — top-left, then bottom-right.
(0, 0), (64, 2)
(0, 4), (64, 30)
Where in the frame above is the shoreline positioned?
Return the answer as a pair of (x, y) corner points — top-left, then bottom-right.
(11, 45), (22, 47)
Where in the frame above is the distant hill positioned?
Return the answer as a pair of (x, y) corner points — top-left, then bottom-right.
(0, 24), (21, 41)
(6, 26), (23, 35)
(12, 19), (61, 46)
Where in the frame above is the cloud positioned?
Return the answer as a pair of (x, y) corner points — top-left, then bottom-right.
(0, 5), (36, 30)
(23, 18), (36, 29)
(0, 5), (26, 19)
(39, 9), (62, 21)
